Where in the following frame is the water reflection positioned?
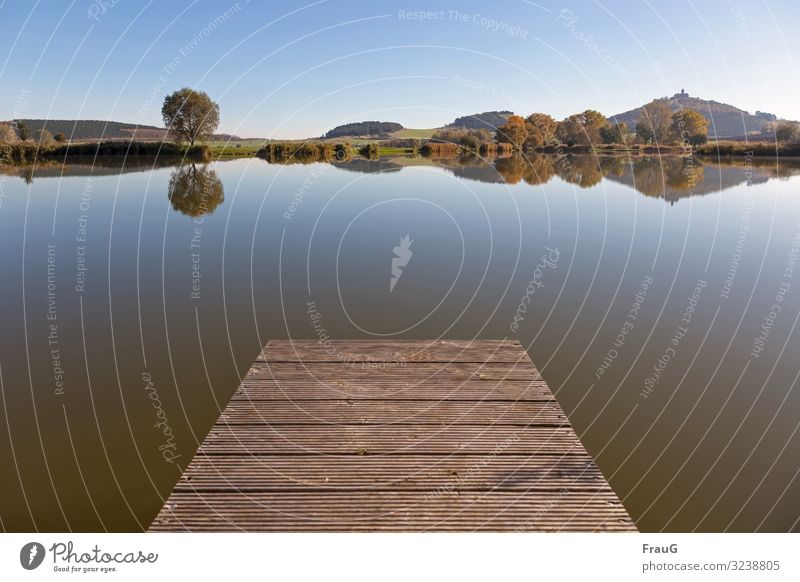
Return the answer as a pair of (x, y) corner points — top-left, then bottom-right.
(2, 153), (798, 206)
(331, 158), (403, 174)
(0, 156), (195, 181)
(167, 164), (225, 217)
(328, 153), (800, 203)
(555, 155), (604, 188)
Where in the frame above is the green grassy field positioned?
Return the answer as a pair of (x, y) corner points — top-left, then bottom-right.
(377, 147), (418, 155)
(389, 128), (439, 139)
(202, 139), (265, 158)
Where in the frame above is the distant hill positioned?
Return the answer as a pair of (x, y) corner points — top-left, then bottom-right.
(9, 119), (166, 140)
(448, 111), (512, 130)
(324, 121), (403, 139)
(5, 119), (243, 142)
(609, 90), (778, 138)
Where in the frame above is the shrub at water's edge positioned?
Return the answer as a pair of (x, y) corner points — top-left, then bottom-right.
(0, 141), (210, 165)
(420, 141), (512, 158)
(49, 141), (210, 159)
(359, 143), (379, 159)
(695, 140), (800, 157)
(256, 142), (356, 163)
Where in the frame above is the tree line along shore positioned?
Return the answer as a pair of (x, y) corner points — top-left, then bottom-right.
(3, 89), (799, 166)
(4, 133), (799, 167)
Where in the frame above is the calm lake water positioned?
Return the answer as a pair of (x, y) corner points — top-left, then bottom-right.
(1, 153), (800, 532)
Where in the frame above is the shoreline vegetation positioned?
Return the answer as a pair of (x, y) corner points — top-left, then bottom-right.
(0, 140), (210, 165)
(2, 85), (799, 166)
(3, 136), (800, 168)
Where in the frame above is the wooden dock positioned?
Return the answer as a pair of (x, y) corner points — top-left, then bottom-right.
(149, 339), (636, 531)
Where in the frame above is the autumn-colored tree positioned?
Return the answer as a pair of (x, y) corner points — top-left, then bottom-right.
(600, 121), (628, 144)
(523, 113), (557, 150)
(635, 100), (673, 144)
(458, 132), (481, 152)
(775, 121), (800, 143)
(0, 123), (17, 143)
(54, 133), (66, 143)
(581, 110), (608, 143)
(16, 120), (30, 141)
(35, 129), (55, 147)
(431, 128), (492, 152)
(555, 110), (607, 146)
(495, 115), (528, 149)
(162, 88), (220, 147)
(555, 116), (580, 146)
(430, 129), (463, 143)
(670, 109), (708, 145)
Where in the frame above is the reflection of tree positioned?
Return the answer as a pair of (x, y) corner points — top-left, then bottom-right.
(630, 158), (664, 197)
(665, 157), (704, 191)
(554, 154), (603, 188)
(446, 156), (504, 183)
(523, 155), (555, 185)
(493, 154), (527, 184)
(629, 156), (704, 198)
(599, 156), (625, 177)
(167, 164), (224, 217)
(332, 158), (402, 174)
(732, 157), (800, 180)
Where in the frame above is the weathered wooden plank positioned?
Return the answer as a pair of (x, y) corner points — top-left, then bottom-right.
(232, 380), (555, 401)
(149, 491), (634, 532)
(173, 455), (607, 491)
(217, 400), (567, 426)
(245, 362), (543, 382)
(265, 340), (519, 348)
(259, 340), (528, 363)
(197, 426), (585, 455)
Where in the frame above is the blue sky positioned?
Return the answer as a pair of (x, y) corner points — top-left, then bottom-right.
(1, 0), (798, 138)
